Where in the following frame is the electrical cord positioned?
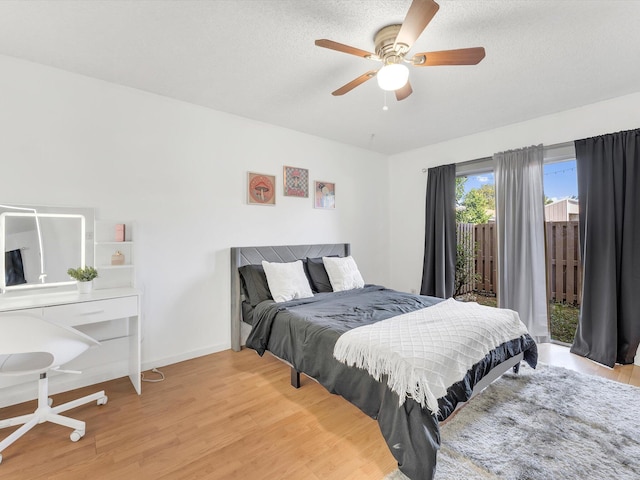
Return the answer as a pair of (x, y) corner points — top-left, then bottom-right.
(141, 367), (165, 383)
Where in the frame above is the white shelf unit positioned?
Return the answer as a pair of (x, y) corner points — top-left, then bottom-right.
(94, 220), (135, 289)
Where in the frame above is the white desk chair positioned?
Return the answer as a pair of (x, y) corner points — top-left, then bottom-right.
(0, 314), (108, 464)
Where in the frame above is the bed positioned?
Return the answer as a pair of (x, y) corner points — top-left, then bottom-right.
(230, 243), (537, 480)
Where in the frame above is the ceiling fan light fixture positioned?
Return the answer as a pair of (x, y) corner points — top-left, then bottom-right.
(316, 0), (485, 99)
(376, 63), (409, 91)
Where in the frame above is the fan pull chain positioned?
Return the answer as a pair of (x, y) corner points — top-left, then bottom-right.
(383, 91), (389, 111)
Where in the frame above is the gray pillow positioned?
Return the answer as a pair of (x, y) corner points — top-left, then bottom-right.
(306, 257), (334, 293)
(238, 264), (272, 306)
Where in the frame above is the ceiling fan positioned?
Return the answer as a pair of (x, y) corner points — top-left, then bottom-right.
(315, 0), (485, 101)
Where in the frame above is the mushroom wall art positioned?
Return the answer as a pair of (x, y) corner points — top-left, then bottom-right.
(247, 172), (276, 206)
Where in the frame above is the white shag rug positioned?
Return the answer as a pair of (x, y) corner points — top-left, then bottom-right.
(385, 363), (640, 480)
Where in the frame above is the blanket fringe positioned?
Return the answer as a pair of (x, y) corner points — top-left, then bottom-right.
(334, 340), (440, 413)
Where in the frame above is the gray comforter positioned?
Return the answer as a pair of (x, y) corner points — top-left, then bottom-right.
(246, 285), (537, 480)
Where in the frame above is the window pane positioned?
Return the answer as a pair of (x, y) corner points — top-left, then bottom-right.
(455, 172), (496, 306)
(543, 159), (580, 345)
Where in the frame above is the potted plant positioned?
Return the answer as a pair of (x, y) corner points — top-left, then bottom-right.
(67, 266), (98, 293)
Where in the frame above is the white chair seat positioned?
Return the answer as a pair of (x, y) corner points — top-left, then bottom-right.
(0, 352), (54, 374)
(0, 313), (107, 464)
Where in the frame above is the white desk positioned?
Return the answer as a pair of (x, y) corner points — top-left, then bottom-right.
(0, 287), (141, 408)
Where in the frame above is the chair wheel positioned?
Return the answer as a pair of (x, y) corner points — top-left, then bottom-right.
(70, 430), (84, 442)
(97, 396), (108, 406)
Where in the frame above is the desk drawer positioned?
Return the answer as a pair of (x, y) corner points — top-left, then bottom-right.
(43, 296), (138, 327)
(0, 307), (43, 318)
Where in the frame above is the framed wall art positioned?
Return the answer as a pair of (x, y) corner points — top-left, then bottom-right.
(283, 166), (309, 198)
(314, 181), (335, 209)
(247, 172), (276, 206)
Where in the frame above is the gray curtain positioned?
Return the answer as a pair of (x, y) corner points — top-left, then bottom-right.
(494, 145), (549, 343)
(5, 249), (26, 286)
(570, 129), (640, 367)
(420, 164), (456, 298)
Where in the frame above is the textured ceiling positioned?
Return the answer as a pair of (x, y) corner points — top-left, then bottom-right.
(1, 0), (639, 155)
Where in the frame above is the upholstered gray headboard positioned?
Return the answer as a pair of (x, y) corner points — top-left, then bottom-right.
(230, 243), (351, 351)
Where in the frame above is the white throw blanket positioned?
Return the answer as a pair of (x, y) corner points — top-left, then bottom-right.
(333, 298), (529, 414)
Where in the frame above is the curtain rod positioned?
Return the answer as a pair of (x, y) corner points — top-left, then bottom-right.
(421, 140), (575, 173)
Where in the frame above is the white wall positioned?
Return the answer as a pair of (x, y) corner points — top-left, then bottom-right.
(0, 55), (390, 369)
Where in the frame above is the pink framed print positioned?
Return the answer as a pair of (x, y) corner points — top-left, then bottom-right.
(247, 172), (276, 205)
(283, 166), (309, 198)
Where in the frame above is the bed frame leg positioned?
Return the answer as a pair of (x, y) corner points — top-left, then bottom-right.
(291, 368), (301, 388)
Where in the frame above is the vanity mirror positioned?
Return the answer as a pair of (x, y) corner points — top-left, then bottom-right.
(0, 204), (95, 293)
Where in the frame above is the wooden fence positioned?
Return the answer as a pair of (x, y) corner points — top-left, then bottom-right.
(457, 221), (582, 305)
(545, 221), (582, 305)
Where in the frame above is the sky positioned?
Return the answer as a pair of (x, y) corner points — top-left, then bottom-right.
(462, 159), (578, 202)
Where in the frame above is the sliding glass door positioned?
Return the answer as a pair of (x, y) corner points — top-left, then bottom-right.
(454, 152), (580, 345)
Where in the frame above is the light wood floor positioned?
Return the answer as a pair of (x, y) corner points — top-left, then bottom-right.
(0, 344), (638, 480)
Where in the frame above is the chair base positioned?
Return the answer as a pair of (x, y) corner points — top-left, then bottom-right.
(0, 373), (107, 464)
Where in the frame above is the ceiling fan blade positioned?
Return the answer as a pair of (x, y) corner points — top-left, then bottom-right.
(395, 81), (413, 101)
(331, 70), (378, 96)
(315, 39), (377, 59)
(394, 0), (440, 51)
(411, 47), (486, 66)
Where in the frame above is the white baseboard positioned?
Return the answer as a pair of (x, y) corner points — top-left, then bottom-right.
(1, 342), (231, 409)
(141, 342), (229, 371)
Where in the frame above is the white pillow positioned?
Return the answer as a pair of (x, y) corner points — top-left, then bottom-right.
(322, 256), (365, 292)
(261, 260), (314, 303)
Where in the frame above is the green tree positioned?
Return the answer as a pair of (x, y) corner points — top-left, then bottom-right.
(454, 231), (481, 297)
(455, 177), (467, 207)
(457, 184), (495, 224)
